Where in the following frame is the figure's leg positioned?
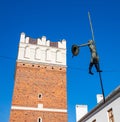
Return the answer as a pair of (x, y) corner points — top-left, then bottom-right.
(95, 63), (102, 72)
(89, 62), (94, 75)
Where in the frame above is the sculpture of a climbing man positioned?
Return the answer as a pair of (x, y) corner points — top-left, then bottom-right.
(87, 40), (102, 75)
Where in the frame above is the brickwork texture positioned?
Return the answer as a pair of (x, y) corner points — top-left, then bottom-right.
(9, 62), (67, 122)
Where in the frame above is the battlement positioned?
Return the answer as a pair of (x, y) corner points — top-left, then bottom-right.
(18, 32), (66, 66)
(20, 32), (66, 48)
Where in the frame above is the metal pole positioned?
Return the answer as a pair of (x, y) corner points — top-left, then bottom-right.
(88, 11), (95, 42)
(88, 12), (105, 103)
(98, 63), (105, 103)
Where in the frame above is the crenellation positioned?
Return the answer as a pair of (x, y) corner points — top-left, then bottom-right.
(41, 36), (47, 45)
(20, 32), (25, 43)
(37, 38), (42, 45)
(18, 32), (66, 66)
(58, 39), (66, 49)
(20, 32), (66, 48)
(46, 40), (50, 46)
(37, 36), (51, 46)
(25, 37), (29, 43)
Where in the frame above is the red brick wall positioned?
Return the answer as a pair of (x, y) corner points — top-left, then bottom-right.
(10, 110), (68, 122)
(10, 62), (68, 122)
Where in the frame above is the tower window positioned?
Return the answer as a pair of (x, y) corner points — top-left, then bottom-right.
(38, 117), (42, 122)
(38, 94), (42, 99)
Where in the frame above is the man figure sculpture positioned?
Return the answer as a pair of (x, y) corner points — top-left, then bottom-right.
(71, 40), (102, 75)
(87, 40), (102, 75)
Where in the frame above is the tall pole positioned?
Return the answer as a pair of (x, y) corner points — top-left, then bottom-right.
(88, 11), (105, 103)
(98, 63), (105, 103)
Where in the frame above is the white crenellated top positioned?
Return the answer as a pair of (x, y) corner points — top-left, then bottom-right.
(17, 32), (66, 66)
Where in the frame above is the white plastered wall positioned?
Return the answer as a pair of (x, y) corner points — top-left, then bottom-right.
(17, 32), (66, 66)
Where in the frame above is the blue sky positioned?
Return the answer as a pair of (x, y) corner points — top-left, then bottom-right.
(0, 0), (120, 122)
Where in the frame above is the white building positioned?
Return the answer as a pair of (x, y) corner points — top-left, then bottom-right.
(76, 86), (120, 122)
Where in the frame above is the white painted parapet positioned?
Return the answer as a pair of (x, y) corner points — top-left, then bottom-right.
(18, 32), (66, 66)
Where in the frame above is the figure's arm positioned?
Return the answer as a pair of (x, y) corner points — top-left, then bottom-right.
(79, 42), (89, 47)
(78, 40), (95, 47)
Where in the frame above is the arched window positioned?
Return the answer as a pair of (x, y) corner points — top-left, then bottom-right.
(35, 48), (41, 60)
(38, 117), (42, 122)
(24, 46), (30, 58)
(46, 49), (51, 61)
(56, 50), (62, 62)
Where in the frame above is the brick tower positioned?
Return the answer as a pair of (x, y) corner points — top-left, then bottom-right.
(10, 33), (67, 122)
